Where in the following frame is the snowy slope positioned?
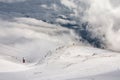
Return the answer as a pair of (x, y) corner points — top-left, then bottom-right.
(28, 45), (120, 80)
(1, 45), (120, 80)
(0, 0), (120, 80)
(0, 59), (28, 72)
(0, 17), (79, 63)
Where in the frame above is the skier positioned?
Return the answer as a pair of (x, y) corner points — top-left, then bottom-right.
(23, 57), (25, 63)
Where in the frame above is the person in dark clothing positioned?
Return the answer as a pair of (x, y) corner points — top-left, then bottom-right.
(23, 57), (25, 63)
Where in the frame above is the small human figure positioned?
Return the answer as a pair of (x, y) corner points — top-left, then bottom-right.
(92, 53), (96, 56)
(73, 43), (75, 45)
(23, 57), (25, 63)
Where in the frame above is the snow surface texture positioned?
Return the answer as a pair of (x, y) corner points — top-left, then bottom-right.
(0, 0), (120, 80)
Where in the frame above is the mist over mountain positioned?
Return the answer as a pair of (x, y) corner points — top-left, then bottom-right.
(0, 0), (120, 52)
(0, 0), (120, 80)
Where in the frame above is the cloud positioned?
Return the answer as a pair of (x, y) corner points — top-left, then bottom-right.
(82, 0), (120, 51)
(0, 0), (27, 3)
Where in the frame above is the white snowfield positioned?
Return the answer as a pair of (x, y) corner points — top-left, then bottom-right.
(0, 0), (120, 80)
(0, 45), (120, 80)
(0, 59), (28, 72)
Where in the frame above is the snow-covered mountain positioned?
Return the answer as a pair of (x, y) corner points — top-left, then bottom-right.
(0, 0), (103, 48)
(0, 0), (120, 80)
